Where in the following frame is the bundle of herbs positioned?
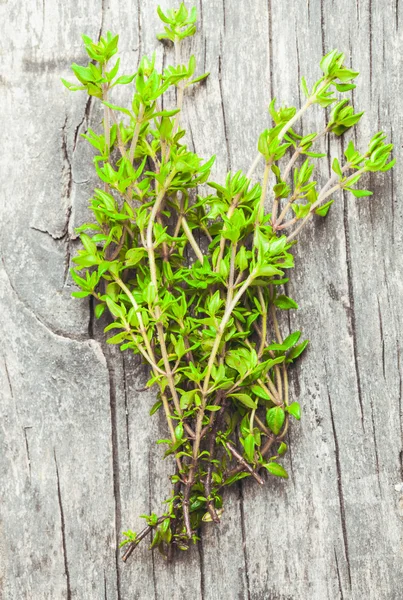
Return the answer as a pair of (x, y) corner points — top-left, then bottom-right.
(62, 3), (395, 562)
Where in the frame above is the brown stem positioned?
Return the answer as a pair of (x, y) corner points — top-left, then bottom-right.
(121, 516), (166, 562)
(205, 400), (228, 522)
(225, 443), (265, 485)
(182, 480), (193, 539)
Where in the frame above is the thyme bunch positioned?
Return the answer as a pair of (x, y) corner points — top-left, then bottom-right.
(62, 3), (395, 562)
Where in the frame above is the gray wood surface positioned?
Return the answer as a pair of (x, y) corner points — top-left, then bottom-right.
(1, 1), (402, 598)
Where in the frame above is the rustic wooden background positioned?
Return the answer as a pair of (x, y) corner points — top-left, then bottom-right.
(1, 0), (402, 598)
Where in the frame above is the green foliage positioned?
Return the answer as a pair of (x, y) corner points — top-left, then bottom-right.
(63, 5), (394, 562)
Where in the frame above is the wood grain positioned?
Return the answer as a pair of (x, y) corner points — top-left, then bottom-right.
(1, 1), (402, 598)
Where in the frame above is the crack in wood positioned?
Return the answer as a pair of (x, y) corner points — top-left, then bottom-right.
(122, 354), (131, 483)
(4, 358), (32, 480)
(61, 115), (73, 203)
(326, 389), (352, 588)
(369, 395), (382, 495)
(295, 21), (302, 109)
(197, 535), (206, 600)
(369, 0), (373, 88)
(198, 0), (203, 31)
(238, 482), (251, 600)
(137, 0), (142, 57)
(4, 358), (13, 399)
(320, 0), (326, 56)
(267, 0), (274, 100)
(218, 45), (231, 172)
(54, 450), (72, 600)
(23, 427), (32, 482)
(377, 297), (386, 380)
(342, 200), (365, 431)
(397, 342), (403, 480)
(334, 547), (344, 600)
(73, 95), (93, 152)
(105, 354), (122, 600)
(61, 115), (75, 286)
(1, 256), (89, 343)
(99, 0), (106, 41)
(147, 450), (158, 600)
(188, 119), (196, 154)
(389, 128), (395, 244)
(88, 295), (95, 339)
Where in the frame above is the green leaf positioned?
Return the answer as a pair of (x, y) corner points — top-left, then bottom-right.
(380, 158), (396, 172)
(334, 68), (359, 82)
(105, 297), (126, 320)
(266, 406), (285, 435)
(287, 340), (309, 361)
(281, 331), (301, 351)
(278, 442), (288, 456)
(206, 405), (221, 411)
(251, 385), (271, 401)
(346, 188), (373, 198)
(264, 462), (288, 478)
(229, 393), (257, 409)
(223, 472), (251, 486)
(102, 101), (133, 118)
(244, 433), (256, 462)
(320, 49), (339, 76)
(149, 400), (162, 415)
(255, 265), (283, 278)
(315, 199), (334, 216)
(175, 423), (184, 440)
(114, 74), (136, 85)
(187, 72), (210, 86)
(273, 295), (298, 310)
(107, 331), (129, 344)
(286, 402), (301, 420)
(332, 157), (342, 178)
(95, 303), (106, 319)
(125, 247), (146, 266)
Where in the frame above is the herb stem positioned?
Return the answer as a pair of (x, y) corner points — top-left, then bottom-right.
(182, 216), (204, 263)
(286, 165), (366, 242)
(129, 103), (145, 164)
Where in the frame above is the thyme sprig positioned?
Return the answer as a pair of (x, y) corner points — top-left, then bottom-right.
(63, 3), (395, 561)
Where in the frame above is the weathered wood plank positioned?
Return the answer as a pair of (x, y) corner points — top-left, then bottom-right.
(1, 0), (402, 599)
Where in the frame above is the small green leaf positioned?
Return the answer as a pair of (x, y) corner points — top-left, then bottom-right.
(251, 385), (271, 401)
(150, 400), (163, 416)
(346, 188), (373, 198)
(266, 406), (285, 435)
(286, 402), (301, 420)
(273, 295), (299, 310)
(264, 462), (288, 478)
(287, 340), (309, 361)
(105, 297), (126, 320)
(332, 157), (342, 177)
(175, 423), (184, 440)
(244, 433), (256, 462)
(229, 393), (257, 409)
(94, 303), (106, 319)
(315, 199), (334, 216)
